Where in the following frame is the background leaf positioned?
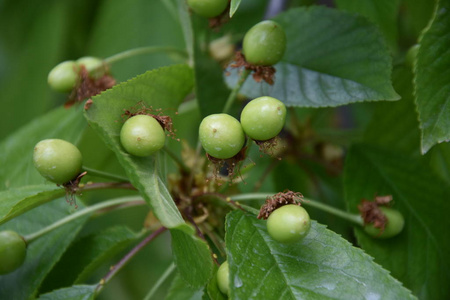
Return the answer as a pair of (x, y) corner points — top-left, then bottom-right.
(0, 1), (85, 139)
(41, 226), (137, 293)
(0, 200), (89, 300)
(38, 285), (96, 300)
(399, 0), (436, 43)
(344, 144), (450, 299)
(414, 0), (450, 153)
(165, 273), (203, 300)
(225, 210), (415, 300)
(88, 0), (186, 82)
(192, 16), (231, 117)
(0, 185), (64, 225)
(225, 6), (399, 107)
(84, 65), (193, 229)
(427, 142), (450, 182)
(170, 226), (214, 289)
(363, 65), (421, 157)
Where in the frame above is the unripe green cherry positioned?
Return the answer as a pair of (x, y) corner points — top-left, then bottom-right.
(120, 115), (166, 157)
(47, 61), (79, 93)
(187, 0), (228, 18)
(364, 207), (405, 239)
(33, 139), (83, 184)
(243, 20), (287, 66)
(0, 231), (27, 275)
(240, 96), (286, 141)
(216, 261), (229, 295)
(76, 56), (105, 79)
(267, 204), (311, 244)
(199, 114), (245, 159)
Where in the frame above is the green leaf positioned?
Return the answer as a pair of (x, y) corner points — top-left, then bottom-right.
(344, 144), (450, 299)
(230, 0), (242, 18)
(225, 210), (415, 300)
(41, 226), (137, 292)
(84, 65), (194, 229)
(0, 105), (86, 191)
(225, 6), (399, 107)
(0, 185), (64, 225)
(165, 273), (204, 300)
(414, 0), (450, 153)
(170, 226), (214, 289)
(0, 200), (89, 300)
(336, 0), (401, 51)
(364, 66), (421, 156)
(38, 285), (96, 300)
(427, 142), (450, 182)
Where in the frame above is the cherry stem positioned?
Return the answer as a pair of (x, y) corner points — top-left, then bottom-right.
(163, 145), (190, 173)
(143, 262), (176, 300)
(79, 181), (136, 192)
(105, 46), (188, 65)
(82, 166), (129, 182)
(23, 196), (145, 243)
(230, 193), (364, 226)
(222, 68), (251, 114)
(95, 227), (167, 294)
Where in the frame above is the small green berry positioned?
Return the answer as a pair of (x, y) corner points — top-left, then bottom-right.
(199, 114), (245, 159)
(47, 61), (79, 93)
(187, 0), (228, 18)
(243, 20), (287, 66)
(240, 96), (286, 141)
(33, 139), (83, 184)
(267, 204), (311, 244)
(0, 231), (27, 275)
(364, 207), (405, 239)
(76, 56), (105, 79)
(216, 261), (229, 295)
(120, 115), (166, 157)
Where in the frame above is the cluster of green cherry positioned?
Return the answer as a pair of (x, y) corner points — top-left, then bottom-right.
(47, 56), (106, 93)
(0, 4), (407, 284)
(199, 96), (287, 161)
(188, 0), (287, 68)
(0, 113), (168, 275)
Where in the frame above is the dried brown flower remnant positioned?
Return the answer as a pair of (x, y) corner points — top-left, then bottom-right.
(255, 137), (284, 160)
(258, 190), (304, 219)
(374, 195), (393, 205)
(206, 146), (247, 185)
(208, 2), (231, 30)
(358, 195), (393, 232)
(84, 99), (93, 111)
(230, 51), (276, 85)
(65, 66), (115, 108)
(61, 171), (87, 209)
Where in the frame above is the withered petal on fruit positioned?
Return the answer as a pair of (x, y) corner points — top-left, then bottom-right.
(258, 190), (304, 219)
(229, 51), (276, 85)
(66, 66), (115, 108)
